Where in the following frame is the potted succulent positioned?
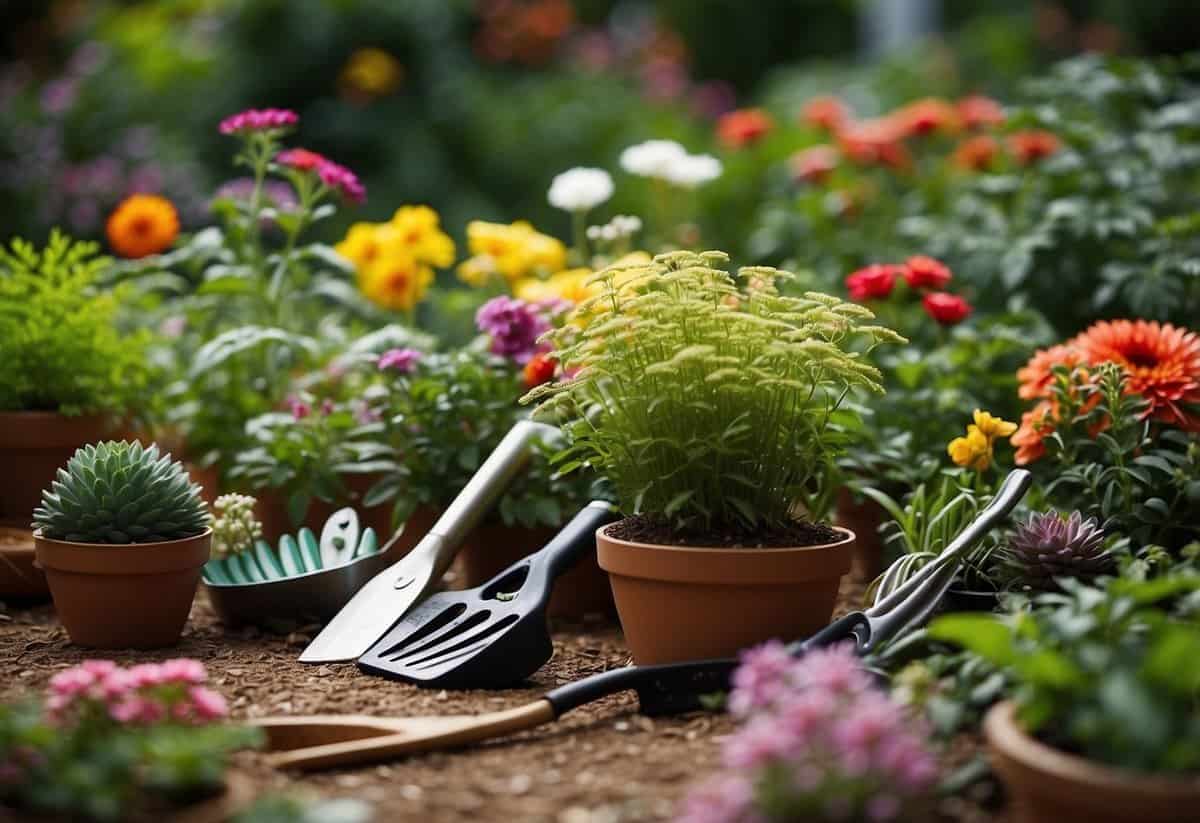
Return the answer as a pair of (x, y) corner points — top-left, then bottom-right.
(525, 250), (904, 663)
(0, 231), (150, 526)
(931, 577), (1200, 823)
(32, 441), (211, 648)
(0, 658), (261, 822)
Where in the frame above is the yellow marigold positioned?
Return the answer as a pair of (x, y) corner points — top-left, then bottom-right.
(464, 220), (566, 283)
(105, 194), (179, 258)
(514, 268), (598, 304)
(948, 425), (992, 472)
(390, 205), (455, 268)
(335, 222), (404, 270)
(457, 255), (499, 287)
(972, 409), (1017, 440)
(359, 252), (433, 312)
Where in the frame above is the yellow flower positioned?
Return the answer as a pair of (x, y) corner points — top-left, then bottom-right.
(358, 252), (433, 312)
(457, 255), (499, 287)
(339, 47), (404, 98)
(390, 205), (456, 268)
(462, 220), (566, 283)
(948, 425), (992, 471)
(514, 268), (598, 304)
(972, 409), (1017, 440)
(335, 222), (404, 270)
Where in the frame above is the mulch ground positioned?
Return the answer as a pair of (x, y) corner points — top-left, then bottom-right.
(0, 580), (1005, 823)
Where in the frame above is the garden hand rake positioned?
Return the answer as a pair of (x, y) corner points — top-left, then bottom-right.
(257, 469), (1031, 770)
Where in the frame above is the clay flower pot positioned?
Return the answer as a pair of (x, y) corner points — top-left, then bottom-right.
(0, 412), (116, 524)
(834, 487), (889, 582)
(985, 701), (1200, 823)
(34, 528), (212, 649)
(455, 520), (616, 619)
(0, 524), (50, 602)
(596, 523), (854, 664)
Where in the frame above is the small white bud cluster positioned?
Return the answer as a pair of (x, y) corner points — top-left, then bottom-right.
(209, 493), (262, 558)
(587, 214), (643, 243)
(619, 139), (722, 188)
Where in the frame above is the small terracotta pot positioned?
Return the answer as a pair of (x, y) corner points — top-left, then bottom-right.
(35, 528), (212, 649)
(0, 412), (117, 525)
(985, 701), (1200, 823)
(835, 488), (888, 582)
(0, 524), (50, 602)
(596, 523), (854, 664)
(249, 474), (400, 544)
(454, 521), (616, 619)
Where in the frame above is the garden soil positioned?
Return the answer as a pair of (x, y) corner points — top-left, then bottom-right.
(0, 580), (1004, 823)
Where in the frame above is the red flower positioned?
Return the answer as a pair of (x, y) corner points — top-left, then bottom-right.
(922, 292), (972, 326)
(951, 135), (1000, 171)
(894, 98), (961, 138)
(523, 353), (557, 389)
(956, 95), (1005, 130)
(276, 148), (327, 171)
(716, 108), (774, 149)
(1008, 130), (1061, 165)
(902, 256), (952, 290)
(845, 264), (897, 301)
(837, 117), (911, 171)
(801, 95), (851, 133)
(789, 145), (838, 184)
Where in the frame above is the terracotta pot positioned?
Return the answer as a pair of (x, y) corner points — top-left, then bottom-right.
(35, 528), (212, 649)
(249, 474), (401, 545)
(985, 701), (1200, 823)
(596, 523), (854, 664)
(0, 412), (117, 525)
(835, 488), (888, 582)
(0, 524), (50, 602)
(454, 521), (616, 619)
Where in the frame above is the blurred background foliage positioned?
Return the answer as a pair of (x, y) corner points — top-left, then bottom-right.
(1, 0), (1197, 253)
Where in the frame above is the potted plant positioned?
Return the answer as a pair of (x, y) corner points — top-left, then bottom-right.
(32, 441), (211, 648)
(0, 658), (261, 821)
(0, 231), (151, 526)
(931, 577), (1200, 823)
(525, 250), (904, 663)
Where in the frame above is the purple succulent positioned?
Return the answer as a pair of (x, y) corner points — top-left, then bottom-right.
(475, 296), (551, 364)
(1007, 511), (1112, 587)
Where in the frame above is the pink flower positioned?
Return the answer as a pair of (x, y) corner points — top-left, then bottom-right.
(676, 774), (759, 823)
(159, 658), (207, 685)
(276, 147), (327, 171)
(317, 159), (366, 204)
(48, 667), (95, 698)
(109, 696), (146, 724)
(790, 643), (872, 695)
(126, 663), (166, 688)
(219, 108), (299, 136)
(476, 296), (552, 364)
(729, 640), (794, 715)
(188, 686), (229, 721)
(289, 397), (312, 420)
(377, 347), (422, 373)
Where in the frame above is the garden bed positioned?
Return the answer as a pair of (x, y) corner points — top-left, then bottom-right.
(0, 581), (1004, 823)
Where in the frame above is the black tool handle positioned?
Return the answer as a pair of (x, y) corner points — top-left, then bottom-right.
(543, 610), (867, 718)
(517, 501), (618, 601)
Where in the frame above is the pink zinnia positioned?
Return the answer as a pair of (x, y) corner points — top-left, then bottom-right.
(219, 107), (299, 136)
(377, 347), (423, 373)
(188, 686), (229, 721)
(317, 159), (366, 204)
(159, 658), (207, 685)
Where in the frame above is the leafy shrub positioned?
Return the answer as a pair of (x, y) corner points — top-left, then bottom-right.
(0, 230), (151, 415)
(526, 250), (904, 535)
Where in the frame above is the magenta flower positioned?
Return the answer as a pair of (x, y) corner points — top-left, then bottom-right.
(43, 659), (230, 729)
(159, 658), (207, 685)
(219, 107), (299, 135)
(288, 397), (311, 420)
(275, 147), (327, 171)
(378, 347), (423, 373)
(476, 296), (552, 364)
(317, 158), (366, 204)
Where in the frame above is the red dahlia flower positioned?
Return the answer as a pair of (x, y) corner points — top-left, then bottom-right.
(845, 264), (898, 301)
(902, 256), (952, 290)
(922, 292), (972, 326)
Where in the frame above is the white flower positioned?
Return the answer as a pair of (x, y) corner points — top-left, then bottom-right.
(547, 167), (614, 212)
(663, 153), (722, 188)
(619, 139), (688, 178)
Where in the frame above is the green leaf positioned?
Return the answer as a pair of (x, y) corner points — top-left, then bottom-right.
(928, 615), (1018, 666)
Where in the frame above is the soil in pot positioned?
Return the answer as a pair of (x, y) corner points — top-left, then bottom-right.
(35, 528), (212, 649)
(453, 520), (616, 619)
(834, 487), (889, 582)
(985, 701), (1200, 823)
(0, 524), (50, 603)
(597, 517), (853, 664)
(0, 412), (118, 524)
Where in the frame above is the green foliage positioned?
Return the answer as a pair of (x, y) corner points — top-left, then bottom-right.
(33, 441), (208, 544)
(0, 230), (152, 415)
(360, 348), (604, 530)
(525, 250), (904, 534)
(930, 575), (1200, 773)
(1037, 363), (1200, 550)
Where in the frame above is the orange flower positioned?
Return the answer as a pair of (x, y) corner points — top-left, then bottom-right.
(523, 353), (557, 389)
(105, 194), (179, 258)
(1072, 320), (1200, 430)
(1016, 343), (1086, 400)
(952, 135), (1000, 171)
(894, 98), (961, 138)
(1008, 130), (1061, 165)
(789, 145), (839, 184)
(957, 95), (1005, 130)
(837, 117), (911, 171)
(716, 108), (774, 149)
(1012, 400), (1055, 465)
(801, 95), (851, 133)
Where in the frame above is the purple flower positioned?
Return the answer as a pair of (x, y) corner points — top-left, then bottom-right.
(218, 108), (299, 136)
(378, 347), (422, 374)
(476, 296), (552, 364)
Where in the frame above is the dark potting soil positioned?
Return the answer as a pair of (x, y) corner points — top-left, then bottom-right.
(606, 514), (842, 549)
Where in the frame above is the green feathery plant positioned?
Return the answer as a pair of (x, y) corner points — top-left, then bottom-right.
(523, 250), (905, 535)
(0, 230), (151, 414)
